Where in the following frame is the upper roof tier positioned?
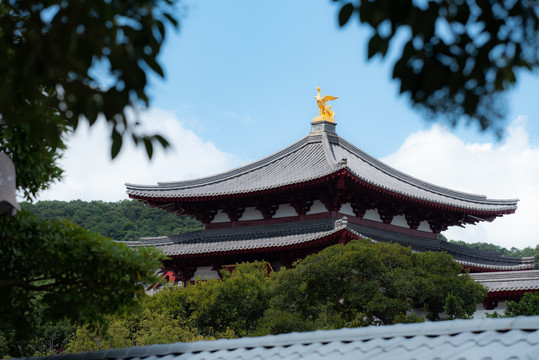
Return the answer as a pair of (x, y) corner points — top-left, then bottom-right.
(126, 121), (518, 215)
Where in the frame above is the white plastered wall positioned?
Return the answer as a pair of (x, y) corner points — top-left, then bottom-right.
(193, 266), (220, 280)
(241, 206), (264, 221)
(363, 209), (382, 222)
(212, 210), (229, 223)
(306, 200), (328, 215)
(273, 203), (298, 218)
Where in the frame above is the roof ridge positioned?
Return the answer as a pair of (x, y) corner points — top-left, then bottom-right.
(335, 136), (519, 206)
(321, 131), (341, 170)
(126, 135), (313, 190)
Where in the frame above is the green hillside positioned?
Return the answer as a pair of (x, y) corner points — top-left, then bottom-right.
(21, 200), (203, 241)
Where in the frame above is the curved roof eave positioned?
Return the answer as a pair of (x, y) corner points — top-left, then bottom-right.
(125, 130), (518, 213)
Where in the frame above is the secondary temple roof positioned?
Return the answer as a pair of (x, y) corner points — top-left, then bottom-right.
(127, 122), (518, 216)
(470, 270), (539, 292)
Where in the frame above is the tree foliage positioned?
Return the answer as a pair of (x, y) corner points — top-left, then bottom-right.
(0, 0), (178, 159)
(335, 0), (539, 134)
(488, 292), (539, 318)
(0, 2), (182, 356)
(65, 262), (271, 352)
(0, 210), (165, 357)
(505, 292), (539, 316)
(448, 239), (538, 268)
(63, 242), (487, 354)
(261, 240), (486, 334)
(0, 114), (66, 201)
(186, 263), (273, 337)
(66, 309), (206, 353)
(449, 239), (536, 257)
(22, 200), (203, 241)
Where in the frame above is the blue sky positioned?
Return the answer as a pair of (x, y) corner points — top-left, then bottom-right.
(147, 0), (539, 159)
(38, 0), (539, 249)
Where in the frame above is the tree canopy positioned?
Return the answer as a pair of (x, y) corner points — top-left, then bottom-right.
(262, 239), (485, 334)
(0, 0), (177, 159)
(504, 292), (539, 316)
(62, 241), (487, 354)
(0, 210), (165, 357)
(487, 292), (539, 318)
(335, 0), (539, 134)
(0, 1), (179, 356)
(22, 200), (203, 241)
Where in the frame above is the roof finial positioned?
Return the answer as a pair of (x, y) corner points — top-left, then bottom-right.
(314, 86), (338, 123)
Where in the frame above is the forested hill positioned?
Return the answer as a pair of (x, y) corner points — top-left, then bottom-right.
(448, 239), (536, 258)
(437, 234), (537, 259)
(21, 200), (203, 242)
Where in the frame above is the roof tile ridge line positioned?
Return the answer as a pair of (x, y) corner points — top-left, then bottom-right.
(125, 135), (312, 189)
(153, 317), (539, 354)
(336, 135), (486, 201)
(170, 217), (338, 238)
(338, 135), (492, 203)
(321, 131), (341, 169)
(336, 136), (519, 205)
(135, 135), (311, 189)
(455, 260), (528, 270)
(470, 270), (539, 278)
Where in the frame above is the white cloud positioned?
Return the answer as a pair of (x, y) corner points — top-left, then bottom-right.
(381, 117), (539, 250)
(35, 111), (539, 250)
(37, 108), (244, 202)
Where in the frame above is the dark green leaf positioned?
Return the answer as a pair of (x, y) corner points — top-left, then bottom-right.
(111, 129), (122, 159)
(339, 3), (354, 27)
(154, 134), (170, 148)
(164, 13), (179, 28)
(143, 138), (153, 159)
(367, 34), (382, 59)
(146, 56), (165, 78)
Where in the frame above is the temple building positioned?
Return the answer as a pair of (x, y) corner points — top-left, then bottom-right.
(125, 88), (534, 301)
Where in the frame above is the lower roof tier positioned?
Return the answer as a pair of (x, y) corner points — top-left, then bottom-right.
(470, 270), (539, 293)
(125, 217), (533, 271)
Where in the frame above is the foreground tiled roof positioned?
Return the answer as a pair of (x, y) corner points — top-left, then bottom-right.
(471, 270), (539, 292)
(126, 217), (533, 270)
(28, 317), (539, 360)
(126, 129), (518, 213)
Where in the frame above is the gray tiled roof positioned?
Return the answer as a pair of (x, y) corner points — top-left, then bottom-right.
(127, 218), (360, 256)
(470, 270), (539, 292)
(126, 129), (518, 213)
(126, 217), (533, 270)
(26, 317), (539, 360)
(345, 222), (533, 270)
